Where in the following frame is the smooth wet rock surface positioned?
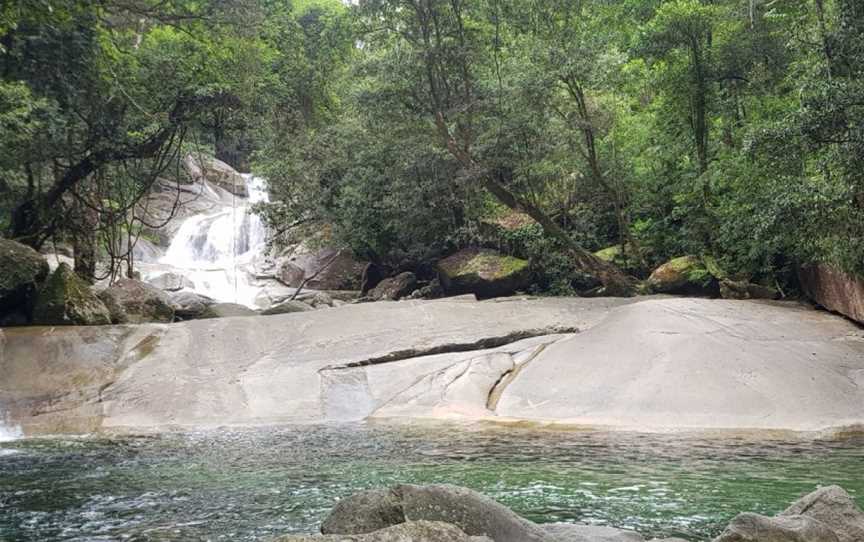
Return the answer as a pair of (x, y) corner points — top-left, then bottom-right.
(2, 296), (863, 435)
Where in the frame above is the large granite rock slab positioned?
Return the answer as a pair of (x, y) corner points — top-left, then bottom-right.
(3, 296), (863, 436)
(0, 297), (620, 434)
(495, 298), (864, 432)
(799, 264), (864, 325)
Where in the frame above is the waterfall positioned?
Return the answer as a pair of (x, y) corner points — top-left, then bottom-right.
(0, 413), (22, 442)
(159, 174), (270, 307)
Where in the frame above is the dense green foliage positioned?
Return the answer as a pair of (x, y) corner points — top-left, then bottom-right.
(1, 0), (861, 291)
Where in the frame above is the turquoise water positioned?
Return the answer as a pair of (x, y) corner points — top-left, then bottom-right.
(1, 422), (862, 541)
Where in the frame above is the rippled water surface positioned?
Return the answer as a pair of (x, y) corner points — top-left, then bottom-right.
(1, 423), (862, 541)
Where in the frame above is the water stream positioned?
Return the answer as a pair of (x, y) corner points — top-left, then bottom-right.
(1, 423), (862, 542)
(158, 175), (270, 307)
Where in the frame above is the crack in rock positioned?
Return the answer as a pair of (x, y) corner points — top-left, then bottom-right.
(318, 327), (578, 374)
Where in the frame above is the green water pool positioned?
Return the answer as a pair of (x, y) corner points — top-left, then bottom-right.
(1, 422), (862, 541)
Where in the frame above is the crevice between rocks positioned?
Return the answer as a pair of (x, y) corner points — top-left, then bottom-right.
(318, 326), (578, 374)
(486, 343), (549, 412)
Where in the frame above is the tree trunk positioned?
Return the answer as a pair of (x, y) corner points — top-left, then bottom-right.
(72, 202), (98, 284)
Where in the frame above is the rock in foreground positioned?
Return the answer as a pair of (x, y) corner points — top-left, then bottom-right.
(98, 278), (175, 324)
(714, 485), (864, 542)
(277, 521), (491, 542)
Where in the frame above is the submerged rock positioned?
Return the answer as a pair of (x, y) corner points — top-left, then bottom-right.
(32, 263), (111, 326)
(646, 256), (718, 296)
(438, 248), (530, 298)
(278, 520), (490, 541)
(98, 279), (175, 324)
(369, 272), (417, 301)
(0, 238), (49, 315)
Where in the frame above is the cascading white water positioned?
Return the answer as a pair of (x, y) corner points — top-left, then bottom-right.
(159, 174), (270, 307)
(0, 413), (22, 442)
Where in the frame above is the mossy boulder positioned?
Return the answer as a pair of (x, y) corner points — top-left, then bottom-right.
(32, 263), (111, 326)
(0, 238), (50, 315)
(98, 279), (175, 324)
(646, 255), (719, 296)
(437, 248), (531, 299)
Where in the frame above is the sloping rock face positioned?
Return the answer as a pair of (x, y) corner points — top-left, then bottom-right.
(0, 239), (49, 318)
(98, 279), (174, 324)
(494, 298), (864, 431)
(799, 264), (864, 325)
(0, 297), (621, 434)
(32, 263), (111, 326)
(647, 256), (718, 296)
(2, 296), (863, 436)
(438, 248), (531, 298)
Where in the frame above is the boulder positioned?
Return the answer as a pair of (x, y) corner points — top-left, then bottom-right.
(169, 291), (215, 320)
(311, 292), (334, 308)
(409, 278), (445, 300)
(798, 264), (864, 325)
(321, 488), (405, 535)
(720, 279), (779, 300)
(261, 300), (314, 316)
(322, 484), (549, 542)
(277, 521), (491, 542)
(98, 279), (175, 324)
(0, 238), (50, 313)
(278, 246), (367, 291)
(543, 524), (644, 542)
(781, 486), (864, 542)
(713, 513), (839, 542)
(437, 248), (531, 298)
(370, 272), (417, 301)
(199, 302), (257, 319)
(32, 263), (111, 326)
(646, 256), (718, 296)
(183, 153), (248, 197)
(145, 272), (194, 292)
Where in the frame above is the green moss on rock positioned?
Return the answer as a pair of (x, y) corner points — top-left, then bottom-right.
(32, 263), (111, 326)
(438, 248), (531, 298)
(647, 255), (719, 296)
